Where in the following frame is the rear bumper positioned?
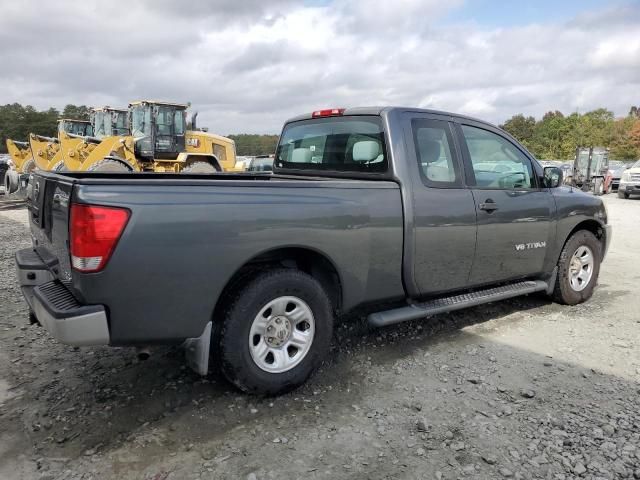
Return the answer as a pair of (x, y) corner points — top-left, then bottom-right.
(16, 248), (110, 346)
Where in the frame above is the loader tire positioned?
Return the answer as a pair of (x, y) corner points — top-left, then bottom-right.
(51, 161), (66, 172)
(182, 161), (218, 173)
(88, 159), (132, 172)
(4, 169), (19, 194)
(21, 158), (36, 174)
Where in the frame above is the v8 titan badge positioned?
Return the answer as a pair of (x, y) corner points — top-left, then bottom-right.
(515, 241), (546, 251)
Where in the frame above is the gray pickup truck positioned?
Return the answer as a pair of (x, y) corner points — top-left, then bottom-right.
(16, 107), (611, 394)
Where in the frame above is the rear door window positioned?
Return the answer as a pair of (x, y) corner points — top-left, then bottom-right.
(275, 116), (387, 173)
(411, 119), (462, 187)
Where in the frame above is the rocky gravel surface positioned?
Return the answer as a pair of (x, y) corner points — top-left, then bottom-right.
(0, 195), (639, 480)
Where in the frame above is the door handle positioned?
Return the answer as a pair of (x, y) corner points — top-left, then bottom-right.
(478, 200), (498, 212)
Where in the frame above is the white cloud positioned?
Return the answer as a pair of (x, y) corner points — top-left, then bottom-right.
(0, 1), (638, 134)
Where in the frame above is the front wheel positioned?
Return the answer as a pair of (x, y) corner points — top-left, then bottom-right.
(218, 269), (333, 395)
(552, 230), (601, 305)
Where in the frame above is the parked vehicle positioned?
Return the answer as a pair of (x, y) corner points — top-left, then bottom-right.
(604, 162), (626, 193)
(618, 160), (640, 198)
(569, 146), (609, 195)
(15, 107), (611, 395)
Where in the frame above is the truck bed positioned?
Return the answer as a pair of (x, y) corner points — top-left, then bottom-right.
(26, 170), (405, 345)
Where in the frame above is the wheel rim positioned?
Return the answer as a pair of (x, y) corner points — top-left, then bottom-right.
(249, 296), (315, 373)
(568, 245), (594, 292)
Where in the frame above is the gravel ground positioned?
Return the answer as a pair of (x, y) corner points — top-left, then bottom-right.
(0, 195), (639, 480)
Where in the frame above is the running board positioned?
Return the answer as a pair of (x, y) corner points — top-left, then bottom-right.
(368, 280), (548, 328)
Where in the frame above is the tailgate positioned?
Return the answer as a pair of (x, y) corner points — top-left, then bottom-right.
(27, 173), (74, 284)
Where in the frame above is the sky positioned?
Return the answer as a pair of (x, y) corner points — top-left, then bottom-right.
(0, 0), (638, 134)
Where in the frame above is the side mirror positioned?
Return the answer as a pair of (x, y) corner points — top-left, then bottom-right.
(543, 166), (563, 188)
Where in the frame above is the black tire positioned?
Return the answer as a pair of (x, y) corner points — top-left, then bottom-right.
(217, 269), (333, 395)
(552, 230), (601, 305)
(21, 158), (36, 174)
(624, 193), (630, 199)
(182, 161), (218, 173)
(28, 309), (39, 325)
(88, 158), (132, 172)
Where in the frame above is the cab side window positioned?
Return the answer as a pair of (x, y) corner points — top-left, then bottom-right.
(412, 119), (461, 187)
(461, 125), (536, 189)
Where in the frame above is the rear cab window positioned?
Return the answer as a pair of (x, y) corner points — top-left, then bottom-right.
(274, 116), (388, 175)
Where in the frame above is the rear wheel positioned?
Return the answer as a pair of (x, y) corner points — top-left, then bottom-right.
(182, 161), (218, 173)
(552, 230), (601, 305)
(88, 159), (132, 172)
(217, 269), (333, 395)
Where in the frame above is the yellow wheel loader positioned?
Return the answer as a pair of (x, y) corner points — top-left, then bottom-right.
(6, 139), (34, 173)
(4, 119), (92, 193)
(4, 139), (35, 194)
(30, 119), (93, 171)
(71, 101), (238, 173)
(60, 107), (132, 171)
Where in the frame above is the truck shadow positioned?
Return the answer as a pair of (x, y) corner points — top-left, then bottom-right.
(1, 288), (555, 464)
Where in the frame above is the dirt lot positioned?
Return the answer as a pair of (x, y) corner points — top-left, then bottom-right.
(0, 195), (638, 480)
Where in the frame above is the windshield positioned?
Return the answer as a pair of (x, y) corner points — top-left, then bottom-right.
(131, 105), (151, 137)
(275, 116), (387, 173)
(60, 120), (93, 136)
(93, 111), (107, 138)
(112, 111), (129, 136)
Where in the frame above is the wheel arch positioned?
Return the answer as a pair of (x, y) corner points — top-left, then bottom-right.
(563, 219), (607, 258)
(212, 246), (344, 324)
(183, 154), (221, 172)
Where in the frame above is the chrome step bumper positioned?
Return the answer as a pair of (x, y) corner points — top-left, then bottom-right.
(15, 248), (109, 346)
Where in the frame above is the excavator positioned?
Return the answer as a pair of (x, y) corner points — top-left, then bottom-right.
(61, 100), (238, 172)
(4, 118), (93, 194)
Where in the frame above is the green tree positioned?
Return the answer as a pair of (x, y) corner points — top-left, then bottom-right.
(61, 104), (91, 120)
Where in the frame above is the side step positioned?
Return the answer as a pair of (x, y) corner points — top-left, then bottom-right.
(368, 280), (548, 328)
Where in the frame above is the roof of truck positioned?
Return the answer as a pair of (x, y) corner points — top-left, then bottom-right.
(284, 106), (492, 126)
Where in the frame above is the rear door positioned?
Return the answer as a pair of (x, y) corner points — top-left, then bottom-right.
(455, 122), (554, 285)
(403, 114), (477, 295)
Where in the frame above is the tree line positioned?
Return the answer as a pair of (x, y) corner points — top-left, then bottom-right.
(0, 103), (278, 156)
(500, 107), (640, 161)
(3, 102), (639, 160)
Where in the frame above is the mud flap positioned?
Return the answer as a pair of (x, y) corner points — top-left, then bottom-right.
(183, 321), (212, 376)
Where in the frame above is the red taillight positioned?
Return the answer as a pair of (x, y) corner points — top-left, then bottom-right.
(69, 204), (130, 273)
(311, 108), (345, 118)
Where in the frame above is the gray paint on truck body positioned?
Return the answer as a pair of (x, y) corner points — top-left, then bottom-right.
(24, 107), (610, 345)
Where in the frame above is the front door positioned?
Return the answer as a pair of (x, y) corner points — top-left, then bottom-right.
(456, 123), (554, 285)
(405, 116), (478, 295)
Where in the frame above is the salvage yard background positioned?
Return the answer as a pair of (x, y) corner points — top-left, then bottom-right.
(0, 195), (638, 480)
